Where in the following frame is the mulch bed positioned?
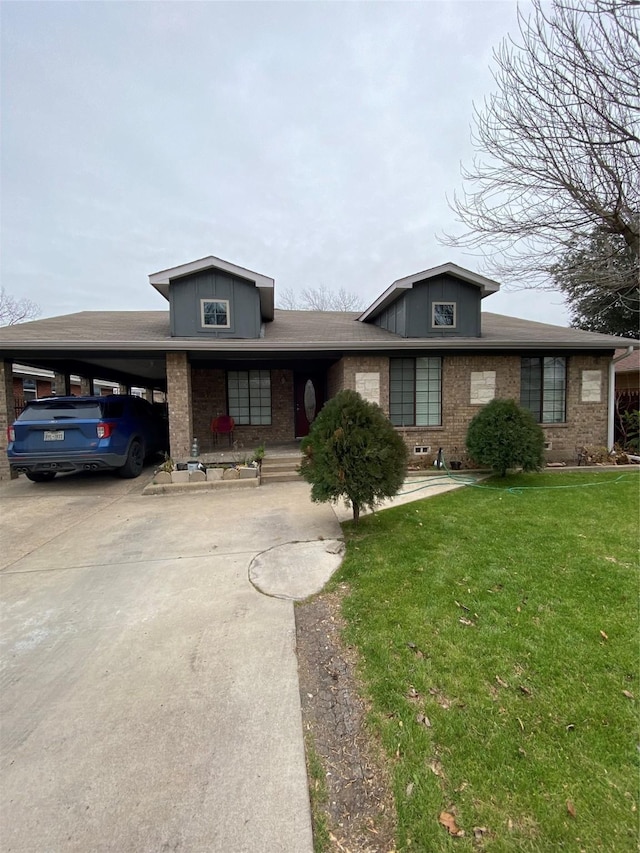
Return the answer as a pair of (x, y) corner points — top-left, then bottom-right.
(295, 587), (397, 852)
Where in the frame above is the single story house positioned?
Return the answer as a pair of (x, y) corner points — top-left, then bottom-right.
(0, 255), (637, 480)
(11, 365), (125, 417)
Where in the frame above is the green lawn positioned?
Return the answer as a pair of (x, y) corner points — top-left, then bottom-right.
(332, 471), (639, 852)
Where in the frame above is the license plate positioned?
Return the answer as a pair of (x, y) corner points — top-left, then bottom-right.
(44, 430), (64, 441)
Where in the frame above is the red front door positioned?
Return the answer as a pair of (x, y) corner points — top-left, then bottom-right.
(294, 374), (324, 437)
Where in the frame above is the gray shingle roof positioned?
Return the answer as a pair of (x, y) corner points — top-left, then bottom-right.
(0, 308), (635, 352)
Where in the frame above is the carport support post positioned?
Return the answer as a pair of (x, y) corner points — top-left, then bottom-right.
(80, 377), (93, 395)
(0, 360), (18, 480)
(53, 372), (71, 397)
(166, 352), (193, 462)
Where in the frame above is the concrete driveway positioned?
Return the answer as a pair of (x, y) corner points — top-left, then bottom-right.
(0, 470), (342, 852)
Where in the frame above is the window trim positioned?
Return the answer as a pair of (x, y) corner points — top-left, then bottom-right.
(432, 301), (457, 329)
(200, 298), (231, 329)
(520, 355), (567, 424)
(227, 369), (272, 426)
(389, 357), (442, 427)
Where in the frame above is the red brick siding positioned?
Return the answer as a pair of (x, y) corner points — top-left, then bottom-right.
(1, 362), (17, 479)
(191, 368), (295, 450)
(166, 352), (193, 460)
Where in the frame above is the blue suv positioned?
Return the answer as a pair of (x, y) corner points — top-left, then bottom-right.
(7, 395), (169, 482)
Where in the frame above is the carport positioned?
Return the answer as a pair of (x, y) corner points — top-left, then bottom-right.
(0, 320), (171, 479)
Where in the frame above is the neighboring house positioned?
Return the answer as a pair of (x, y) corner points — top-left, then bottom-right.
(0, 255), (637, 479)
(11, 365), (120, 416)
(613, 347), (640, 447)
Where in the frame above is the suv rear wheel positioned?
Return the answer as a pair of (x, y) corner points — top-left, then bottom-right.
(26, 471), (57, 483)
(117, 438), (145, 479)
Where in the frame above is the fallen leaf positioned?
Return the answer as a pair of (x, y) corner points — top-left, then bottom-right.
(406, 686), (420, 700)
(496, 676), (510, 689)
(406, 782), (414, 797)
(517, 717), (525, 731)
(600, 630), (608, 640)
(429, 758), (444, 776)
(519, 685), (532, 697)
(459, 617), (475, 626)
(454, 600), (471, 612)
(416, 713), (432, 727)
(623, 690), (635, 700)
(439, 811), (465, 837)
(567, 800), (576, 818)
(473, 826), (488, 839)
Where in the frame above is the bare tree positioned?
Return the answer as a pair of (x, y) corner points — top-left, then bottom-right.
(0, 289), (40, 326)
(277, 284), (364, 311)
(442, 0), (639, 302)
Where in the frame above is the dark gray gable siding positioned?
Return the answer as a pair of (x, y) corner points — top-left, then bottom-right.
(169, 269), (261, 338)
(374, 274), (481, 338)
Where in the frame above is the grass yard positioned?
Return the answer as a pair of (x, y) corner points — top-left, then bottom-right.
(332, 471), (639, 852)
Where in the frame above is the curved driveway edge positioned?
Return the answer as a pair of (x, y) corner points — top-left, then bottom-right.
(0, 475), (342, 852)
(249, 539), (345, 600)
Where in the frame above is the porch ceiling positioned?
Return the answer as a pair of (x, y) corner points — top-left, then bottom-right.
(6, 352), (168, 390)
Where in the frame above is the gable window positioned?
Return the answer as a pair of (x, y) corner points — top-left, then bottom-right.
(390, 357), (441, 426)
(521, 356), (566, 423)
(200, 299), (230, 328)
(432, 302), (456, 328)
(228, 370), (271, 425)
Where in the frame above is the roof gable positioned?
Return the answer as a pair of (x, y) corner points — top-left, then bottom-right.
(358, 262), (500, 323)
(149, 255), (275, 321)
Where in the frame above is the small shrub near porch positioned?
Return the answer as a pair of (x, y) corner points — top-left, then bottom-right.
(299, 389), (408, 524)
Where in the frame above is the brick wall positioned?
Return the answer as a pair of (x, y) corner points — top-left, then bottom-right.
(166, 352), (193, 460)
(327, 360), (345, 399)
(0, 362), (17, 480)
(543, 354), (609, 458)
(191, 367), (295, 451)
(330, 352), (610, 464)
(327, 356), (389, 412)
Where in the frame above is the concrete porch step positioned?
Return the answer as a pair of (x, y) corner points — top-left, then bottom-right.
(261, 470), (302, 484)
(261, 454), (303, 483)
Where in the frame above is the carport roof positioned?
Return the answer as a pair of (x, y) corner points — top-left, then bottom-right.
(0, 308), (636, 353)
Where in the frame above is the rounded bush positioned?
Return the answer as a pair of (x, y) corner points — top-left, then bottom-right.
(466, 398), (545, 476)
(300, 389), (408, 523)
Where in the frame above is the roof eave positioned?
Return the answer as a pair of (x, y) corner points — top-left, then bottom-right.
(358, 262), (501, 322)
(0, 339), (626, 355)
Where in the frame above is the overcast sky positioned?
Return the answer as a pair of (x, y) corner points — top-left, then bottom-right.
(1, 0), (570, 325)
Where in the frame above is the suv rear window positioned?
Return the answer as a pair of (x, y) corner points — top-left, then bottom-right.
(17, 401), (104, 421)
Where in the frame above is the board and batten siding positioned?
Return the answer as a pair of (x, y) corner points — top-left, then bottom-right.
(373, 274), (481, 338)
(169, 269), (261, 338)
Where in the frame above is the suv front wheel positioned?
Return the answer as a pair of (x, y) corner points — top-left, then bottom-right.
(117, 438), (145, 479)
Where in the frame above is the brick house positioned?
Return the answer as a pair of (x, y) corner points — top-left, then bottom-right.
(0, 255), (636, 479)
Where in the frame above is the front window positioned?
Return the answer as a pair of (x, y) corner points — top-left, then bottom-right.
(200, 299), (230, 328)
(228, 370), (271, 425)
(521, 356), (566, 423)
(390, 357), (441, 426)
(432, 302), (456, 328)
